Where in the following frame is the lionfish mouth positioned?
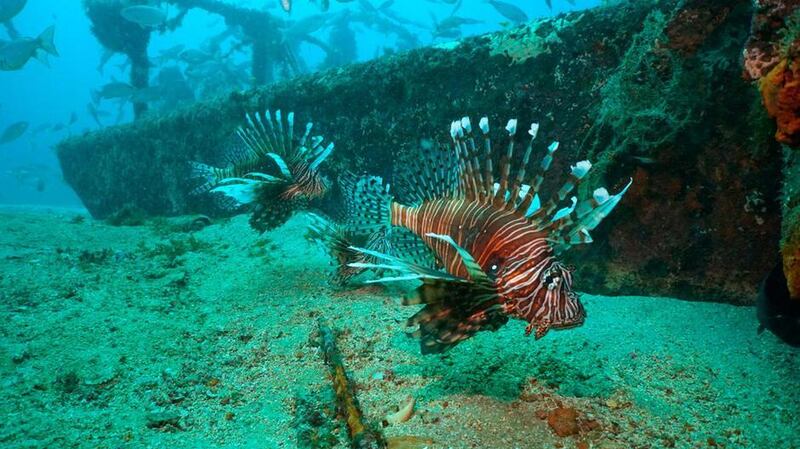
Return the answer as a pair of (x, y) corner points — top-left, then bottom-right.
(501, 261), (586, 339)
(520, 298), (586, 339)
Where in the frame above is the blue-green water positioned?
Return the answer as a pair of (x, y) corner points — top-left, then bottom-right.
(1, 1), (799, 449)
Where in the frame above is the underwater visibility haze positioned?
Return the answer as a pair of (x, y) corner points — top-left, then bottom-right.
(1, 0), (799, 448)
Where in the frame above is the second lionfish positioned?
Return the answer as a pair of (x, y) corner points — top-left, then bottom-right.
(191, 110), (334, 232)
(318, 116), (631, 354)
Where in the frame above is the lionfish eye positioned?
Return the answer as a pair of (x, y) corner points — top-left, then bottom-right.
(542, 267), (562, 289)
(487, 257), (504, 276)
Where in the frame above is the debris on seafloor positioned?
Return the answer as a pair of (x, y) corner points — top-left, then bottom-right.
(316, 320), (433, 449)
(383, 396), (415, 426)
(317, 319), (387, 449)
(294, 389), (339, 449)
(546, 406), (579, 437)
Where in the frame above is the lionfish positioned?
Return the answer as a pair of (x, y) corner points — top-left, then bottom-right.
(190, 110), (334, 232)
(323, 116), (630, 354)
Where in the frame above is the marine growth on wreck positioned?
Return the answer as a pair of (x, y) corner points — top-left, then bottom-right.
(1, 1), (799, 448)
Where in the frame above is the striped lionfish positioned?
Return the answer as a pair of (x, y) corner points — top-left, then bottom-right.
(190, 110), (334, 232)
(319, 116), (630, 354)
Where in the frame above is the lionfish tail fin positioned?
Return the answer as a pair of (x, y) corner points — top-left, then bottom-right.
(344, 175), (393, 234)
(405, 280), (507, 354)
(188, 161), (221, 195)
(305, 213), (366, 286)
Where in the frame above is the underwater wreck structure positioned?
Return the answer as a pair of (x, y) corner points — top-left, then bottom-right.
(59, 0), (800, 306)
(83, 0), (324, 118)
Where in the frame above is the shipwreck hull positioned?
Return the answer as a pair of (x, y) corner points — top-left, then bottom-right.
(58, 0), (784, 305)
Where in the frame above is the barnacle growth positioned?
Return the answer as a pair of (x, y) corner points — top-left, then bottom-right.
(488, 17), (572, 65)
(760, 60), (800, 146)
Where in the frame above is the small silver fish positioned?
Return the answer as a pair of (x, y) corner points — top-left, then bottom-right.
(120, 5), (167, 27)
(0, 25), (57, 71)
(0, 0), (26, 23)
(93, 81), (136, 101)
(178, 48), (212, 65)
(487, 0), (528, 24)
(0, 121), (28, 144)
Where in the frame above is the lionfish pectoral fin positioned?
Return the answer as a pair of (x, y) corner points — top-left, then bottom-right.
(210, 181), (259, 205)
(388, 227), (440, 270)
(363, 274), (426, 283)
(404, 278), (506, 354)
(347, 245), (464, 282)
(425, 233), (490, 284)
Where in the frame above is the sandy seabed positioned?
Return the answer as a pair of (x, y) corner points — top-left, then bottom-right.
(0, 207), (798, 449)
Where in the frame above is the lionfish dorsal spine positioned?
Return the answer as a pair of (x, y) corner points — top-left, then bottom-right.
(537, 158), (591, 223)
(250, 111), (271, 155)
(534, 141), (559, 193)
(273, 110), (283, 152)
(235, 123), (261, 159)
(310, 135), (324, 152)
(507, 124), (538, 212)
(299, 122), (313, 148)
(516, 134), (549, 216)
(265, 153), (292, 179)
(494, 119), (518, 208)
(287, 111), (295, 153)
(550, 178), (632, 250)
(467, 138), (487, 200)
(479, 117), (494, 202)
(449, 121), (469, 197)
(309, 142), (334, 171)
(452, 120), (482, 200)
(460, 118), (485, 200)
(256, 112), (275, 156)
(459, 135), (483, 199)
(573, 179), (632, 231)
(559, 161), (592, 200)
(258, 110), (281, 155)
(523, 141), (559, 220)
